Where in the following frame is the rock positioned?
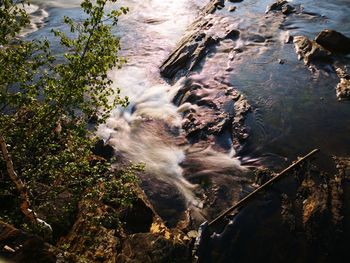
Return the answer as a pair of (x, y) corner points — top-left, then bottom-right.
(92, 139), (115, 160)
(196, 158), (348, 263)
(228, 0), (243, 2)
(335, 67), (350, 100)
(58, 186), (191, 262)
(284, 34), (293, 44)
(160, 0), (240, 79)
(293, 35), (332, 65)
(117, 232), (191, 263)
(228, 6), (237, 12)
(203, 0), (224, 14)
(225, 29), (240, 40)
(0, 221), (57, 263)
(160, 31), (217, 79)
(119, 194), (154, 234)
(281, 4), (295, 15)
(174, 78), (250, 144)
(266, 0), (288, 13)
(315, 29), (350, 54)
(247, 34), (266, 43)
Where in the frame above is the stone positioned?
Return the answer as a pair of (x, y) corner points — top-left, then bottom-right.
(266, 0), (288, 13)
(293, 35), (332, 65)
(0, 221), (57, 263)
(225, 29), (240, 40)
(160, 0), (240, 79)
(281, 4), (295, 15)
(315, 29), (350, 54)
(228, 6), (237, 12)
(335, 67), (350, 100)
(196, 159), (349, 262)
(92, 139), (115, 160)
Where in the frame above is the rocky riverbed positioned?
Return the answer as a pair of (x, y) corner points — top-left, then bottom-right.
(2, 0), (350, 262)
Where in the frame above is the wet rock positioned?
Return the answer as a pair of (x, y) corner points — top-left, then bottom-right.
(92, 139), (115, 160)
(0, 221), (56, 263)
(58, 185), (191, 262)
(175, 78), (250, 146)
(160, 28), (217, 79)
(225, 29), (240, 40)
(203, 0), (225, 14)
(266, 0), (288, 13)
(117, 232), (191, 263)
(197, 158), (348, 263)
(246, 34), (265, 43)
(293, 35), (332, 65)
(139, 177), (188, 228)
(160, 0), (240, 79)
(266, 0), (296, 15)
(119, 194), (154, 234)
(335, 67), (350, 100)
(281, 4), (295, 15)
(315, 29), (350, 54)
(228, 6), (237, 12)
(182, 145), (250, 223)
(284, 34), (293, 44)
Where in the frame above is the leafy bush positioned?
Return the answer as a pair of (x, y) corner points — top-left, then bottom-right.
(0, 0), (137, 238)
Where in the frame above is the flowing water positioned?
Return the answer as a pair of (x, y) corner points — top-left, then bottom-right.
(23, 0), (350, 226)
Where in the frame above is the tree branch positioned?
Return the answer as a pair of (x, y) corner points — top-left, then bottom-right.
(0, 135), (52, 236)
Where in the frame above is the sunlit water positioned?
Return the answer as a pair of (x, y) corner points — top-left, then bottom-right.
(23, 0), (350, 224)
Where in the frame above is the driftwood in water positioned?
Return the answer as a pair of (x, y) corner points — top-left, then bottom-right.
(208, 148), (320, 227)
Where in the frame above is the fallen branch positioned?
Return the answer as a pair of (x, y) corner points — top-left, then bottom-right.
(0, 135), (52, 235)
(208, 148), (320, 227)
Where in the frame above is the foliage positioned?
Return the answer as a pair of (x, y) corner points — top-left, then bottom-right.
(0, 0), (137, 238)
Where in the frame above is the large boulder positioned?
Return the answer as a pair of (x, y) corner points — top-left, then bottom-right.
(315, 29), (350, 54)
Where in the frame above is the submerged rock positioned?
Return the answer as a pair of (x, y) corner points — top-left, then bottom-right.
(315, 29), (350, 54)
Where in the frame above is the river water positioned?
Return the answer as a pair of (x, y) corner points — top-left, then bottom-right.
(24, 0), (350, 226)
